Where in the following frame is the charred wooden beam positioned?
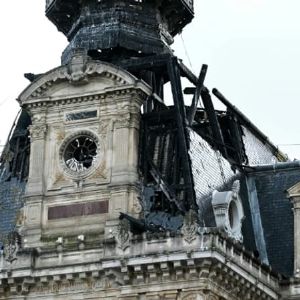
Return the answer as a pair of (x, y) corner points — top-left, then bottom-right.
(149, 161), (186, 213)
(227, 113), (248, 165)
(212, 88), (285, 160)
(167, 57), (197, 211)
(188, 64), (208, 125)
(143, 109), (177, 125)
(119, 213), (159, 233)
(178, 60), (198, 85)
(201, 88), (227, 157)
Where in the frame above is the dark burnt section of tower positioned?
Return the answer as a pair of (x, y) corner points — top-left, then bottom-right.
(46, 0), (194, 64)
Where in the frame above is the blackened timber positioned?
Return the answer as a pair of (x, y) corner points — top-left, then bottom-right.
(119, 213), (152, 233)
(227, 113), (248, 165)
(178, 60), (198, 85)
(167, 57), (197, 211)
(188, 64), (208, 125)
(148, 161), (185, 213)
(184, 87), (196, 95)
(201, 88), (227, 157)
(143, 109), (177, 125)
(212, 88), (286, 161)
(212, 88), (269, 142)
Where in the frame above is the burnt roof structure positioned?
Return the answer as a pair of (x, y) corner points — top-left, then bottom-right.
(1, 1), (300, 298)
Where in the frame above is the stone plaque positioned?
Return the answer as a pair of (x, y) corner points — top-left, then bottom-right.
(48, 200), (108, 220)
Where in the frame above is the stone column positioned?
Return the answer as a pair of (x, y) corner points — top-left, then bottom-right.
(23, 110), (47, 247)
(26, 117), (47, 195)
(290, 196), (300, 277)
(287, 182), (300, 278)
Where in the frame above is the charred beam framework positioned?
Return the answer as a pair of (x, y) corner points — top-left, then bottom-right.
(0, 110), (31, 182)
(184, 76), (248, 166)
(121, 54), (198, 231)
(121, 53), (249, 232)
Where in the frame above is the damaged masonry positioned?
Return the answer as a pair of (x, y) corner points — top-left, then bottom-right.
(0, 1), (300, 299)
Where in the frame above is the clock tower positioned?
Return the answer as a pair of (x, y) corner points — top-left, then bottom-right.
(21, 0), (194, 247)
(20, 53), (150, 247)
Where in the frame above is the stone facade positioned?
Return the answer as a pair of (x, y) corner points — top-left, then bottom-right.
(0, 231), (279, 299)
(18, 55), (151, 248)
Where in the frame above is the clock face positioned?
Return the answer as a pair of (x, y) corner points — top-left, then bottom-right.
(63, 136), (98, 173)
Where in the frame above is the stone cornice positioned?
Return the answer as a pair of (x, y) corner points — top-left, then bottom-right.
(0, 233), (279, 299)
(18, 60), (152, 107)
(20, 85), (150, 110)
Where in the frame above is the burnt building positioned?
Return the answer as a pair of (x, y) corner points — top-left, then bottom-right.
(0, 1), (300, 299)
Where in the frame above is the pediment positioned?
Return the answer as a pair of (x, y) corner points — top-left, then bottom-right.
(18, 60), (147, 105)
(287, 181), (300, 197)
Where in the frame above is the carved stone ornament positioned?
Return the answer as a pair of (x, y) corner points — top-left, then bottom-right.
(18, 55), (152, 105)
(115, 114), (131, 129)
(3, 231), (21, 263)
(66, 50), (89, 84)
(212, 180), (244, 241)
(29, 124), (47, 140)
(181, 210), (199, 244)
(113, 219), (131, 251)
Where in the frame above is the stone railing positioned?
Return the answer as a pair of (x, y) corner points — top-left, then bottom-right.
(0, 230), (280, 299)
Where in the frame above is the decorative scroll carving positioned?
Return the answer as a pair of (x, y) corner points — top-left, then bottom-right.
(114, 114), (140, 130)
(98, 120), (110, 135)
(115, 115), (131, 129)
(3, 231), (21, 263)
(113, 219), (131, 251)
(66, 51), (89, 84)
(212, 180), (244, 241)
(29, 124), (47, 140)
(181, 210), (199, 244)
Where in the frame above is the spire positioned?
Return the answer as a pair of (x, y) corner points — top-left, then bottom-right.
(46, 0), (194, 65)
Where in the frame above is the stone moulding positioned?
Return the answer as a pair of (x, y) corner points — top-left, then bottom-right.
(0, 233), (279, 299)
(212, 180), (244, 242)
(17, 60), (152, 106)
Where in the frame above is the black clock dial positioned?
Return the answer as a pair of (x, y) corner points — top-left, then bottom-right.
(64, 136), (97, 172)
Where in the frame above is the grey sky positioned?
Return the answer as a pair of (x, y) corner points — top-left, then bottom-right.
(1, 1), (300, 158)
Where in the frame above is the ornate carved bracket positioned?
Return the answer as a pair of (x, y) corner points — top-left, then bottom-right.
(212, 180), (244, 241)
(181, 210), (199, 244)
(113, 219), (131, 251)
(3, 231), (21, 263)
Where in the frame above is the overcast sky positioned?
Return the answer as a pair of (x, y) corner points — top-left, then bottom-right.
(1, 1), (300, 159)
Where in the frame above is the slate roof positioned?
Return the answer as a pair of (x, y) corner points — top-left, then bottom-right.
(246, 164), (300, 277)
(0, 110), (30, 246)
